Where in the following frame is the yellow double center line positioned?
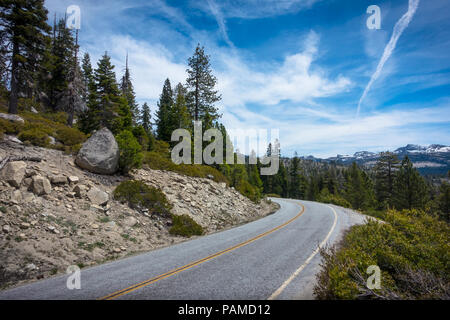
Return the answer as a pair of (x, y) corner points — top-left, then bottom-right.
(99, 201), (305, 300)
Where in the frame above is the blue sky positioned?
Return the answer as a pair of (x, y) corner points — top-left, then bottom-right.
(45, 0), (450, 158)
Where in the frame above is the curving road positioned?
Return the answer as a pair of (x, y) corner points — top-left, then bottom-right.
(0, 199), (367, 300)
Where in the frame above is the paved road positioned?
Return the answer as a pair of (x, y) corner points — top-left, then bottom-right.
(0, 199), (367, 300)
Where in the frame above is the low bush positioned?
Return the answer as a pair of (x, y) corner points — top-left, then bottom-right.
(0, 118), (23, 135)
(113, 180), (172, 218)
(317, 189), (352, 208)
(265, 193), (281, 198)
(169, 214), (204, 237)
(236, 179), (260, 203)
(55, 126), (86, 146)
(116, 130), (143, 174)
(314, 209), (450, 299)
(143, 151), (229, 184)
(18, 128), (50, 147)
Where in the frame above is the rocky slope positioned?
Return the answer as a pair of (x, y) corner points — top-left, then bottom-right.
(0, 139), (277, 289)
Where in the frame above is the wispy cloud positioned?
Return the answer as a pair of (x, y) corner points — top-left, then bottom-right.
(357, 0), (420, 116)
(206, 0), (235, 49)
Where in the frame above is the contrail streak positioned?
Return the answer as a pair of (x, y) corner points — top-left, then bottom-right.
(357, 0), (420, 116)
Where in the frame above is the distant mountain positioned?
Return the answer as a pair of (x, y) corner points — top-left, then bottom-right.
(300, 144), (450, 175)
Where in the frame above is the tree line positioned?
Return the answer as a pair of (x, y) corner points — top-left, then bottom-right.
(269, 151), (449, 222)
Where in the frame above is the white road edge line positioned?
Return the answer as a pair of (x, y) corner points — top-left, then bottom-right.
(267, 203), (338, 300)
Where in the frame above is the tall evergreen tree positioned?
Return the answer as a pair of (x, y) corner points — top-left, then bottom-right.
(170, 83), (191, 130)
(140, 102), (152, 134)
(289, 153), (302, 198)
(344, 162), (371, 210)
(81, 52), (94, 103)
(155, 78), (174, 141)
(0, 0), (51, 114)
(79, 52), (131, 134)
(45, 19), (77, 110)
(120, 54), (138, 123)
(393, 156), (429, 210)
(185, 44), (221, 127)
(374, 152), (400, 208)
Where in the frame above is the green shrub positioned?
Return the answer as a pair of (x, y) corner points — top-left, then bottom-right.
(55, 126), (86, 146)
(265, 193), (281, 198)
(169, 214), (204, 237)
(18, 128), (50, 147)
(132, 125), (150, 151)
(143, 151), (229, 184)
(113, 180), (172, 218)
(116, 130), (143, 174)
(0, 118), (23, 135)
(317, 189), (352, 208)
(314, 209), (450, 299)
(236, 179), (260, 203)
(152, 140), (170, 156)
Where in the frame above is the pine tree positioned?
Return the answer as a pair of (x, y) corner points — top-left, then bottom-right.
(79, 52), (131, 134)
(155, 78), (174, 141)
(289, 153), (302, 198)
(81, 52), (94, 103)
(0, 0), (52, 114)
(46, 19), (77, 110)
(185, 44), (221, 127)
(140, 102), (152, 134)
(374, 152), (400, 208)
(171, 83), (191, 130)
(120, 54), (138, 124)
(393, 156), (429, 210)
(344, 162), (371, 210)
(436, 182), (449, 222)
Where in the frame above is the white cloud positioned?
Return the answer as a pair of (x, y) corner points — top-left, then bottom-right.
(216, 31), (352, 108)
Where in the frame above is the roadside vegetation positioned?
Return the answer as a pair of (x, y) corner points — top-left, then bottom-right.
(315, 209), (450, 299)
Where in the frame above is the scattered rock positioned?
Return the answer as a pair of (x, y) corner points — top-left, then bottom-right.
(73, 184), (85, 198)
(25, 263), (37, 272)
(50, 175), (67, 185)
(0, 161), (27, 188)
(75, 128), (119, 175)
(87, 187), (109, 206)
(32, 175), (52, 196)
(2, 224), (11, 233)
(91, 224), (99, 230)
(3, 135), (23, 144)
(10, 189), (22, 204)
(20, 222), (30, 229)
(68, 176), (79, 184)
(113, 248), (121, 253)
(0, 112), (25, 124)
(124, 216), (138, 228)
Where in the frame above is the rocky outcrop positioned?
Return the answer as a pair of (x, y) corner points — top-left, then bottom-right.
(75, 128), (119, 175)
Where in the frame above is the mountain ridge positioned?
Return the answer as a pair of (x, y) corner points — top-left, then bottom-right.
(298, 144), (450, 175)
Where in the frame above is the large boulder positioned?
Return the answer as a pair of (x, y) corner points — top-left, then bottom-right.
(75, 128), (119, 175)
(0, 161), (27, 188)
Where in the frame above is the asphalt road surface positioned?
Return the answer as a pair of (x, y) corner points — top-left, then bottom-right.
(0, 199), (367, 300)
